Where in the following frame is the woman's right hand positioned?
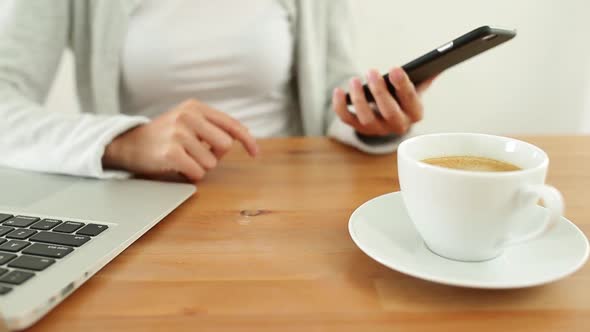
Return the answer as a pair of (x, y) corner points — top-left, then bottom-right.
(102, 99), (259, 182)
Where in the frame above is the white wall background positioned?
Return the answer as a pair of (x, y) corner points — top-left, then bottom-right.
(43, 0), (590, 134)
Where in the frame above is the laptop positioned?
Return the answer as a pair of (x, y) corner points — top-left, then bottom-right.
(0, 167), (195, 330)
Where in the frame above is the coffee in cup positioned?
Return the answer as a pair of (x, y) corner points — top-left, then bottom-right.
(421, 156), (521, 172)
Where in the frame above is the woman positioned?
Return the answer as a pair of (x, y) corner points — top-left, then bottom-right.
(0, 0), (432, 181)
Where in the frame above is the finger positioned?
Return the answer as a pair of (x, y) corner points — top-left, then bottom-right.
(165, 146), (206, 182)
(202, 109), (259, 157)
(199, 141), (225, 159)
(191, 117), (236, 159)
(367, 69), (411, 134)
(389, 67), (423, 123)
(183, 135), (219, 170)
(332, 88), (378, 136)
(178, 150), (206, 182)
(170, 124), (218, 169)
(198, 141), (229, 160)
(349, 77), (376, 126)
(349, 77), (389, 135)
(332, 87), (363, 129)
(416, 75), (437, 95)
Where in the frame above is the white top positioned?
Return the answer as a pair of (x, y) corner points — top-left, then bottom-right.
(121, 0), (298, 137)
(0, 1), (403, 180)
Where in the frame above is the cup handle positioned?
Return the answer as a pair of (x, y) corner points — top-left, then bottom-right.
(500, 184), (564, 248)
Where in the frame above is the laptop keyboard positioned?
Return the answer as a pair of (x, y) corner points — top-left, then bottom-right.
(0, 213), (108, 295)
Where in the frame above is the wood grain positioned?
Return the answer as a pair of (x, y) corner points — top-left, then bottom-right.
(29, 137), (590, 332)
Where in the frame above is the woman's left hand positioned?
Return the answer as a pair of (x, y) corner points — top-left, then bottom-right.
(332, 67), (435, 136)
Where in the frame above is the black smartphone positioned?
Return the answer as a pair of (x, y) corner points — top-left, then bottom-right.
(345, 25), (516, 105)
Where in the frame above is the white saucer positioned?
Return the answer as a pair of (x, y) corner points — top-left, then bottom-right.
(348, 192), (589, 289)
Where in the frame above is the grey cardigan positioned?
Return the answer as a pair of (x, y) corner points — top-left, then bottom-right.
(0, 0), (399, 178)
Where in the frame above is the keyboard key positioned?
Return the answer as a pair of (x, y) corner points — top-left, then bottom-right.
(6, 229), (37, 240)
(30, 232), (90, 247)
(0, 253), (17, 265)
(0, 268), (8, 276)
(23, 243), (73, 259)
(2, 216), (39, 228)
(77, 224), (108, 236)
(0, 240), (31, 252)
(0, 214), (12, 223)
(8, 255), (55, 271)
(0, 285), (12, 295)
(0, 226), (15, 237)
(53, 221), (85, 233)
(0, 270), (35, 285)
(31, 219), (62, 231)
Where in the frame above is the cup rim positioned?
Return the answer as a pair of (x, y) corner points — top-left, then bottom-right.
(398, 133), (549, 177)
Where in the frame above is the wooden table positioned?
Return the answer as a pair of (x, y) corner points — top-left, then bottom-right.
(30, 137), (590, 332)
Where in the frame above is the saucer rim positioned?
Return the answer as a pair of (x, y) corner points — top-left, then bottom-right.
(348, 191), (590, 289)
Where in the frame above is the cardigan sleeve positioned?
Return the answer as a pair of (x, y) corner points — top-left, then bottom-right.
(323, 0), (403, 154)
(0, 0), (149, 178)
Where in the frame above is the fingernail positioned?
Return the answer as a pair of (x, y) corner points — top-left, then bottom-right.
(367, 70), (379, 85)
(392, 68), (404, 83)
(332, 87), (339, 98)
(350, 77), (361, 89)
(251, 145), (259, 158)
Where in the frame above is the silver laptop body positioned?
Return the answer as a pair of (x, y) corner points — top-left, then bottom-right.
(0, 168), (195, 330)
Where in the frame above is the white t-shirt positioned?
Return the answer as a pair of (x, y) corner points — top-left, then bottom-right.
(121, 0), (298, 137)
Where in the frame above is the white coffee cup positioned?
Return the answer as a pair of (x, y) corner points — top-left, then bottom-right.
(398, 133), (564, 262)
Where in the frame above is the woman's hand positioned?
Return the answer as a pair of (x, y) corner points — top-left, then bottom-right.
(332, 67), (435, 136)
(102, 99), (259, 182)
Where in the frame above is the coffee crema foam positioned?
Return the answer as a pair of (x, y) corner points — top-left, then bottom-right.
(421, 156), (521, 172)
